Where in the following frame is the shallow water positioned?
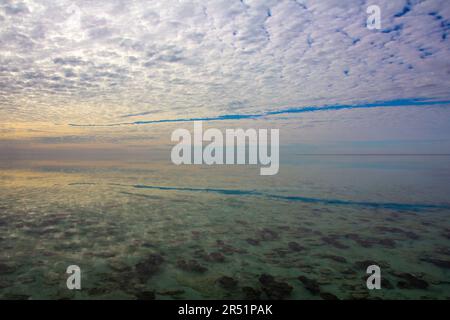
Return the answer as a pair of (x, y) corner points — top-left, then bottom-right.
(1, 156), (450, 300)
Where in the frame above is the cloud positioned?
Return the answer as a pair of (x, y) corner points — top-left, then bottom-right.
(120, 110), (163, 118)
(0, 0), (449, 128)
(3, 1), (30, 15)
(69, 97), (450, 126)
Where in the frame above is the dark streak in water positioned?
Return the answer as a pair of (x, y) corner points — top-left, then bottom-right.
(119, 191), (163, 200)
(69, 182), (450, 212)
(133, 184), (450, 211)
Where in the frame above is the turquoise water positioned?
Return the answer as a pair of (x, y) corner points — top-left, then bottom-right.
(0, 155), (449, 299)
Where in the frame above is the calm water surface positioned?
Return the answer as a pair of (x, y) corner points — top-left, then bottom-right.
(0, 155), (449, 299)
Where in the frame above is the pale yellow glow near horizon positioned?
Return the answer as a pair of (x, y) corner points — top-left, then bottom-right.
(1, 121), (78, 139)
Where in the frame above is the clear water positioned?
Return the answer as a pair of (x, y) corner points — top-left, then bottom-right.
(0, 155), (449, 299)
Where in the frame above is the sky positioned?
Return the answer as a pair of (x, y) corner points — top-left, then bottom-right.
(1, 0), (450, 156)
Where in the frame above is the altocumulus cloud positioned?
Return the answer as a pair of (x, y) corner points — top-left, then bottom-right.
(0, 0), (450, 126)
